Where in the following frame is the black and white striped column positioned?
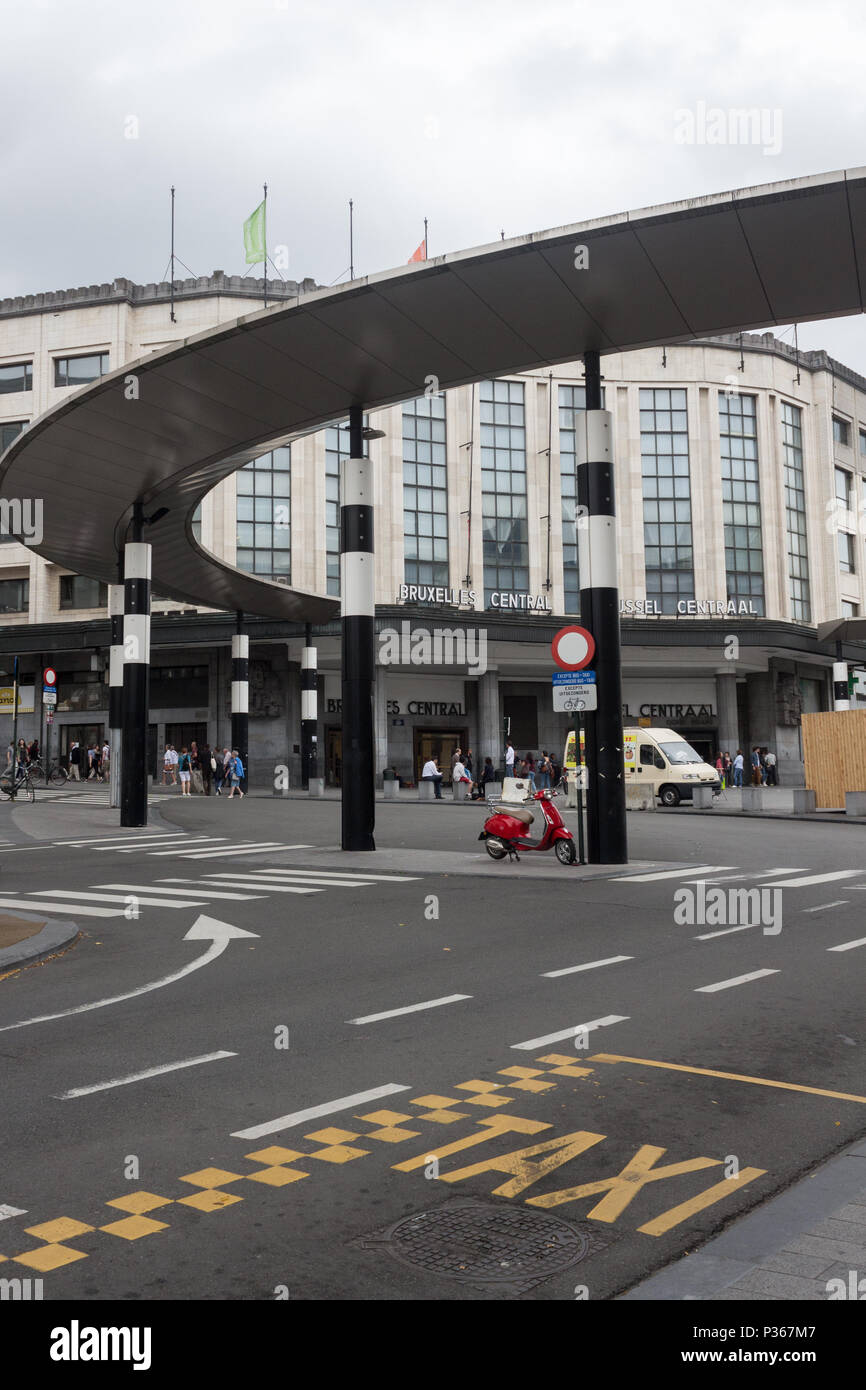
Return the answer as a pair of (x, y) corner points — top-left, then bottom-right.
(340, 405), (375, 851)
(833, 658), (850, 711)
(576, 349), (627, 864)
(120, 508), (151, 827)
(301, 624), (318, 789)
(231, 614), (249, 790)
(108, 580), (124, 809)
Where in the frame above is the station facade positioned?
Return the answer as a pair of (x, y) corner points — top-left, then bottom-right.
(2, 273), (866, 786)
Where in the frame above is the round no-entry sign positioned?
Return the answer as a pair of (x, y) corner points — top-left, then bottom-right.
(43, 667), (57, 687)
(551, 625), (595, 671)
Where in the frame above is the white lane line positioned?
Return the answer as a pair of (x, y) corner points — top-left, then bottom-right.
(231, 1083), (411, 1140)
(0, 896), (123, 918)
(695, 924), (755, 941)
(109, 882), (267, 901)
(542, 955), (633, 978)
(609, 866), (735, 882)
(828, 937), (866, 952)
(188, 878), (321, 895)
(56, 1051), (237, 1099)
(208, 873), (367, 890)
(695, 969), (780, 993)
(347, 994), (471, 1025)
(511, 1015), (628, 1050)
(766, 870), (865, 889)
(0, 1204), (27, 1220)
(30, 890), (208, 909)
(0, 845), (54, 854)
(803, 901), (849, 913)
(246, 868), (421, 882)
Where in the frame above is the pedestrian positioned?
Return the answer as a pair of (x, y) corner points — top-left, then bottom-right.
(69, 741), (81, 780)
(28, 738), (39, 764)
(722, 752), (732, 787)
(714, 751), (724, 787)
(162, 744), (173, 785)
(452, 756), (472, 792)
(764, 748), (777, 786)
(189, 744), (204, 795)
(472, 755), (496, 800)
(101, 739), (110, 781)
(536, 751), (552, 790)
(524, 753), (536, 790)
(450, 746), (462, 780)
(16, 738), (27, 773)
(4, 742), (12, 772)
(214, 748), (226, 795)
(177, 746), (192, 796)
(201, 742), (213, 796)
(463, 748), (473, 778)
(227, 748), (244, 799)
(421, 755), (443, 799)
(733, 749), (744, 788)
(168, 744), (179, 785)
(750, 746), (762, 786)
(504, 740), (515, 780)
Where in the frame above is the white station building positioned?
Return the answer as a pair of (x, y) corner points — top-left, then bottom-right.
(2, 272), (865, 785)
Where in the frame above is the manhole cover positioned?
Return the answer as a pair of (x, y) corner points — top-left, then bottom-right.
(355, 1196), (608, 1295)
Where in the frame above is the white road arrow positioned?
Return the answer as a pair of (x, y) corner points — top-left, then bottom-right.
(0, 915), (259, 1033)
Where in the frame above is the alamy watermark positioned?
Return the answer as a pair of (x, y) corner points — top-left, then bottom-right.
(674, 102), (782, 156)
(674, 883), (782, 935)
(0, 498), (43, 546)
(378, 620), (487, 676)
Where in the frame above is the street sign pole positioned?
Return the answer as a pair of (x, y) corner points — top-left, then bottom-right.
(575, 714), (586, 865)
(577, 350), (627, 864)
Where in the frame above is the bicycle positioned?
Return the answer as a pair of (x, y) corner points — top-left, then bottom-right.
(26, 760), (69, 786)
(0, 766), (36, 802)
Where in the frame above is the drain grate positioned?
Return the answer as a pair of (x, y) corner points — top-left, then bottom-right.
(355, 1196), (608, 1295)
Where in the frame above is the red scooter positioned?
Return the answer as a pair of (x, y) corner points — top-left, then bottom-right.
(478, 783), (576, 864)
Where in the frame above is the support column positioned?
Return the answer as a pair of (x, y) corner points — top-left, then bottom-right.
(477, 668), (500, 770)
(715, 670), (739, 754)
(577, 350), (627, 864)
(108, 579), (124, 809)
(374, 663), (389, 786)
(120, 505), (151, 827)
(301, 624), (317, 788)
(231, 614), (249, 789)
(340, 405), (375, 850)
(833, 642), (850, 711)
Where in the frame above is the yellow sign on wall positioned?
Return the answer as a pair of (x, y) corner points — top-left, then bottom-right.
(0, 686), (35, 714)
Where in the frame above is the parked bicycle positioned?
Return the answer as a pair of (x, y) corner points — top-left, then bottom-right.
(26, 760), (69, 786)
(0, 765), (36, 802)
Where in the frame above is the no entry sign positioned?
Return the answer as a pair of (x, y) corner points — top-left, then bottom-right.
(551, 625), (595, 671)
(43, 667), (57, 687)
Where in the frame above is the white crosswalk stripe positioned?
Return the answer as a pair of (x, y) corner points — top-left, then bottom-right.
(175, 843), (312, 859)
(610, 865), (735, 882)
(30, 889), (211, 909)
(105, 883), (268, 901)
(0, 896), (124, 918)
(759, 870), (866, 888)
(245, 868), (422, 883)
(165, 876), (321, 895)
(117, 837), (229, 853)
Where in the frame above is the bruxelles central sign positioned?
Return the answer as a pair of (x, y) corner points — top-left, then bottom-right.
(397, 584), (551, 611)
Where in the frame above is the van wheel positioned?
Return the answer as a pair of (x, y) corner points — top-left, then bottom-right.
(555, 839), (576, 865)
(660, 785), (680, 807)
(485, 838), (507, 860)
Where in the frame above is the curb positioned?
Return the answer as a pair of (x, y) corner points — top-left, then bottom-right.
(0, 916), (80, 971)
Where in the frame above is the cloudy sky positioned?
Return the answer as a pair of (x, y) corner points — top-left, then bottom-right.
(2, 0), (864, 368)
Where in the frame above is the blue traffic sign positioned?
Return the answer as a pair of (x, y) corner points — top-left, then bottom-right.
(552, 670), (596, 685)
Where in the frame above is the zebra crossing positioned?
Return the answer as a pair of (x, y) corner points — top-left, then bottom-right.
(0, 865), (420, 920)
(611, 863), (866, 892)
(54, 832), (314, 859)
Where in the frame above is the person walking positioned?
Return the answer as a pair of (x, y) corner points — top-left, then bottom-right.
(463, 748), (473, 779)
(450, 746), (462, 779)
(523, 753), (536, 790)
(750, 746), (762, 786)
(101, 739), (110, 782)
(714, 752), (724, 787)
(504, 740), (515, 780)
(201, 742), (214, 796)
(227, 749), (245, 799)
(733, 749), (744, 788)
(722, 751), (732, 787)
(536, 751), (552, 790)
(68, 741), (81, 780)
(764, 748), (777, 786)
(421, 756), (443, 799)
(177, 746), (192, 796)
(162, 744), (173, 786)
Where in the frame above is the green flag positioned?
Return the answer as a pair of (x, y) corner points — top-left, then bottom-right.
(243, 200), (266, 264)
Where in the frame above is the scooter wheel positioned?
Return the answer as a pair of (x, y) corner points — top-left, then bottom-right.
(555, 839), (577, 865)
(485, 838), (507, 860)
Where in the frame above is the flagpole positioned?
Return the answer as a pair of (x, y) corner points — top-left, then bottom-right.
(424, 216), (428, 259)
(349, 199), (354, 280)
(170, 186), (176, 323)
(263, 182), (268, 308)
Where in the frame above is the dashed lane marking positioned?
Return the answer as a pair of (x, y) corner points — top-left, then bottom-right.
(56, 1051), (237, 1099)
(828, 936), (866, 952)
(511, 1015), (629, 1050)
(231, 1083), (412, 1140)
(541, 956), (633, 978)
(695, 968), (779, 993)
(347, 994), (472, 1025)
(803, 901), (849, 913)
(694, 924), (755, 941)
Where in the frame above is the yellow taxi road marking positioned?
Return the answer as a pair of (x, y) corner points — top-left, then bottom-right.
(512, 1016), (628, 1049)
(636, 1167), (768, 1236)
(589, 1053), (866, 1104)
(393, 1115), (549, 1172)
(347, 995), (472, 1025)
(230, 1084), (411, 1140)
(55, 1051), (237, 1099)
(695, 969), (779, 993)
(542, 956), (633, 978)
(828, 936), (866, 952)
(527, 1145), (724, 1222)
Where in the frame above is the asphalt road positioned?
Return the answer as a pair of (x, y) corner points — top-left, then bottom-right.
(0, 791), (864, 1301)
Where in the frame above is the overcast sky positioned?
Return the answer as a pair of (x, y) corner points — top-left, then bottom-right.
(2, 0), (864, 371)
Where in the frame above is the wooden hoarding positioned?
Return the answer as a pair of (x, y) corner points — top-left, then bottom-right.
(802, 709), (866, 808)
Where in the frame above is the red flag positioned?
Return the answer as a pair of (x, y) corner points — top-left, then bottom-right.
(408, 239), (427, 263)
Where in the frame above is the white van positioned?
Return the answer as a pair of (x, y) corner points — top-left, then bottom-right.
(563, 727), (720, 806)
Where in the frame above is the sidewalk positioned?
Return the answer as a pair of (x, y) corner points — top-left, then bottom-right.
(623, 1137), (866, 1301)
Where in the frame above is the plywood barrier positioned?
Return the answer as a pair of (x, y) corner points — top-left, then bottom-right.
(801, 709), (866, 808)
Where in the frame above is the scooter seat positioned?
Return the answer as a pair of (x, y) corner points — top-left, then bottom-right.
(499, 806), (534, 825)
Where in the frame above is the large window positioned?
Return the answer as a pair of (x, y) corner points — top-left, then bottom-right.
(781, 402), (811, 622)
(835, 467), (852, 509)
(0, 420), (27, 453)
(54, 353), (109, 388)
(59, 575), (108, 609)
(833, 416), (851, 448)
(235, 447), (291, 579)
(719, 392), (764, 615)
(0, 578), (29, 613)
(324, 423), (348, 596)
(0, 363), (32, 395)
(640, 387), (694, 614)
(481, 380), (527, 605)
(403, 395), (448, 587)
(838, 530), (855, 574)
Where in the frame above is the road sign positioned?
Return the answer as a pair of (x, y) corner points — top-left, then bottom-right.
(552, 670), (596, 686)
(42, 689), (57, 706)
(43, 667), (57, 687)
(551, 625), (595, 671)
(553, 684), (597, 712)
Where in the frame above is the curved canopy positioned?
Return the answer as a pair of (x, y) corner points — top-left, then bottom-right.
(2, 166), (865, 621)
